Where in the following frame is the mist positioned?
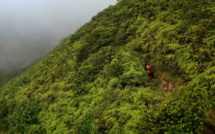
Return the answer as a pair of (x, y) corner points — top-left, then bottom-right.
(0, 0), (117, 74)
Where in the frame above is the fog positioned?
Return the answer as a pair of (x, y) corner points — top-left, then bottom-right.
(0, 0), (117, 74)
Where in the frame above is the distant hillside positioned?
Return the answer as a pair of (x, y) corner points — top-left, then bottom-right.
(0, 57), (42, 88)
(0, 0), (214, 133)
(0, 74), (12, 87)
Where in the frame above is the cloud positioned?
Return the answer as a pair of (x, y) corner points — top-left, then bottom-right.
(0, 0), (117, 74)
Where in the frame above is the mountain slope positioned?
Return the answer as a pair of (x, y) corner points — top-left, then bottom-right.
(0, 73), (11, 87)
(0, 0), (215, 133)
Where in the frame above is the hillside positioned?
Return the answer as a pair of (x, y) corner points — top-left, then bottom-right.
(0, 0), (215, 133)
(0, 74), (12, 88)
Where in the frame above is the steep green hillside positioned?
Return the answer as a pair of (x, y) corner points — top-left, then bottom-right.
(0, 75), (10, 87)
(0, 0), (215, 133)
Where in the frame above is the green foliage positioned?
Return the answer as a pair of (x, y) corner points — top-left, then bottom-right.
(0, 75), (8, 87)
(86, 26), (117, 52)
(0, 0), (214, 133)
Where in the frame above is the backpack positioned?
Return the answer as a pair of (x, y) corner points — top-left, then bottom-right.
(150, 66), (155, 73)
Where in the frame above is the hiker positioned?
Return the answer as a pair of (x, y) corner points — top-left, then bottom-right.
(145, 59), (150, 70)
(147, 63), (155, 79)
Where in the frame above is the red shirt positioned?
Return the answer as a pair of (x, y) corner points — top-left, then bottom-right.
(147, 65), (151, 73)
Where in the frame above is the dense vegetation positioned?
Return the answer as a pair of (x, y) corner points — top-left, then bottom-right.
(0, 75), (10, 87)
(0, 0), (214, 133)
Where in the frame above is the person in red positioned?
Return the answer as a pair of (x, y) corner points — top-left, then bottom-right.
(147, 64), (151, 77)
(147, 63), (155, 79)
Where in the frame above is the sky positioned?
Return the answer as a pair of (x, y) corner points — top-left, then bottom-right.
(0, 0), (117, 74)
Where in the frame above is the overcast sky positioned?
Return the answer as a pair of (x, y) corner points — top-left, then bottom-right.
(0, 0), (117, 74)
